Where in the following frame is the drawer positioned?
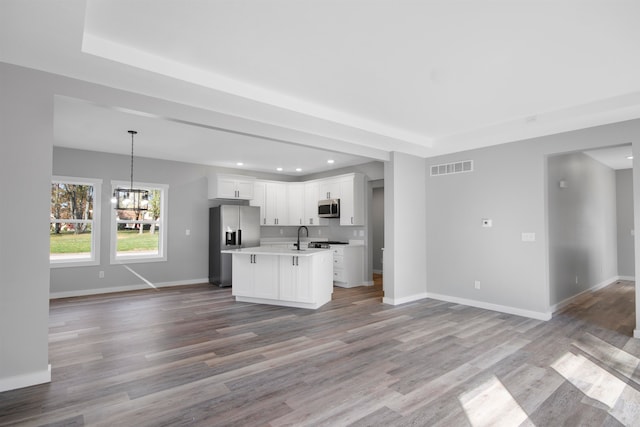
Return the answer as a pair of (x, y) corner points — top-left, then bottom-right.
(333, 255), (344, 268)
(333, 269), (346, 282)
(332, 247), (345, 256)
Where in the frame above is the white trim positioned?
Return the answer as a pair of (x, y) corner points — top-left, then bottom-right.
(618, 275), (635, 281)
(49, 278), (208, 299)
(383, 292), (428, 306)
(110, 181), (168, 264)
(635, 329), (640, 339)
(235, 295), (330, 310)
(550, 276), (626, 313)
(50, 176), (101, 267)
(0, 364), (51, 392)
(426, 292), (552, 321)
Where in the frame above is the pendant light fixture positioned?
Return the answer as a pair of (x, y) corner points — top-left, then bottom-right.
(111, 130), (149, 211)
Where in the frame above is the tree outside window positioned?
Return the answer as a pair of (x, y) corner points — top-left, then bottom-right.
(111, 182), (168, 263)
(50, 177), (101, 266)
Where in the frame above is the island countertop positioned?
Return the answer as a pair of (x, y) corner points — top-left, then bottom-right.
(221, 246), (331, 257)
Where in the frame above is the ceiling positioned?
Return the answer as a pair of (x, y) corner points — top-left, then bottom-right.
(2, 0), (640, 175)
(583, 144), (633, 170)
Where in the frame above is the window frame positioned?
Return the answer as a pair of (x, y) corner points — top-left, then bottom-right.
(50, 176), (102, 268)
(110, 180), (168, 264)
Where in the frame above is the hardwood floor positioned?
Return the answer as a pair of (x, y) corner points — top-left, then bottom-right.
(1, 277), (639, 426)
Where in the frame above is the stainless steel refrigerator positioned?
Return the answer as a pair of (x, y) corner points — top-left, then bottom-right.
(209, 205), (260, 287)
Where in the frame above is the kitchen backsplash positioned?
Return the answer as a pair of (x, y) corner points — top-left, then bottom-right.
(260, 222), (365, 242)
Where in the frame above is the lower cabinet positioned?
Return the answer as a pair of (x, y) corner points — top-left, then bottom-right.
(279, 255), (313, 303)
(231, 254), (279, 299)
(231, 251), (333, 308)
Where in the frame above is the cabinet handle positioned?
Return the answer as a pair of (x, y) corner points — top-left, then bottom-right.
(292, 256), (295, 266)
(351, 216), (354, 224)
(296, 256), (299, 266)
(263, 218), (266, 225)
(310, 218), (313, 225)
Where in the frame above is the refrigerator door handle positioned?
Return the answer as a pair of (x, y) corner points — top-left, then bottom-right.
(238, 229), (242, 246)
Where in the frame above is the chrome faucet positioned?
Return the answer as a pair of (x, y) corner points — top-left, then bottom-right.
(296, 226), (309, 250)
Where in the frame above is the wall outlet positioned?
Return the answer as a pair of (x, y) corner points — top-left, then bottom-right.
(99, 271), (104, 279)
(474, 280), (481, 290)
(279, 228), (283, 235)
(521, 232), (536, 242)
(575, 275), (578, 284)
(359, 230), (364, 236)
(185, 229), (191, 236)
(353, 230), (357, 236)
(481, 219), (492, 228)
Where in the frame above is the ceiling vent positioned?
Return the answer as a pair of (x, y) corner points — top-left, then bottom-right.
(430, 160), (473, 177)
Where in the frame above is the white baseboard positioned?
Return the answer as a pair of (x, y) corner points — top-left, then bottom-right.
(50, 278), (209, 299)
(635, 329), (640, 339)
(618, 275), (635, 281)
(383, 292), (429, 306)
(0, 364), (51, 392)
(550, 275), (628, 314)
(426, 292), (552, 321)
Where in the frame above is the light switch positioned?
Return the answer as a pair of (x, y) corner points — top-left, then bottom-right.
(185, 229), (191, 236)
(521, 232), (536, 242)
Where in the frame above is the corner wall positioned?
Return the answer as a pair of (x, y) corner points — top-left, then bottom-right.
(616, 169), (635, 278)
(383, 152), (427, 304)
(0, 64), (52, 391)
(547, 152), (618, 307)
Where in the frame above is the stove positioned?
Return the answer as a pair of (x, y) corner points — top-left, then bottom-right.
(307, 241), (348, 249)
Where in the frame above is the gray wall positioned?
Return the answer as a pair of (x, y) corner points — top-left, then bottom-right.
(616, 168), (635, 277)
(423, 120), (640, 319)
(1, 64), (52, 390)
(547, 152), (618, 306)
(51, 147), (212, 294)
(372, 186), (384, 272)
(384, 152), (427, 302)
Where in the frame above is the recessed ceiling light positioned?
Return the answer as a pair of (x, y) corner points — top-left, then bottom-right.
(236, 162), (244, 166)
(295, 168), (302, 172)
(327, 159), (335, 164)
(627, 156), (634, 160)
(276, 167), (283, 171)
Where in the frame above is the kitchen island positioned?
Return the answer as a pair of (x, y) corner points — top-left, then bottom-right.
(221, 246), (334, 309)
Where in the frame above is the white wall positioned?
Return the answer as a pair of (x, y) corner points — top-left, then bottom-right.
(0, 64), (52, 391)
(616, 169), (635, 278)
(547, 152), (618, 307)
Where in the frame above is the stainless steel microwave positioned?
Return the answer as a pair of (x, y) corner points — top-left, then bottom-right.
(318, 199), (340, 218)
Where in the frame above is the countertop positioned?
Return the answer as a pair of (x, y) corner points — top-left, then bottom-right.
(221, 246), (331, 257)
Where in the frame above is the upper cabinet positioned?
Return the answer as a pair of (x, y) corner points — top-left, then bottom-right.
(336, 174), (365, 226)
(318, 179), (342, 200)
(245, 172), (365, 226)
(265, 182), (288, 225)
(288, 183), (305, 226)
(209, 174), (255, 200)
(303, 181), (320, 226)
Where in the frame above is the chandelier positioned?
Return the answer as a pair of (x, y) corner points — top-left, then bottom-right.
(111, 130), (149, 211)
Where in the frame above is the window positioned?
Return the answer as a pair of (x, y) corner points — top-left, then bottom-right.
(110, 181), (168, 264)
(50, 176), (101, 267)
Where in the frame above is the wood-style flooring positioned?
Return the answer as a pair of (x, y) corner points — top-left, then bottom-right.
(1, 276), (639, 426)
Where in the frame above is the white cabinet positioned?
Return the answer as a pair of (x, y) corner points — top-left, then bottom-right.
(279, 251), (333, 303)
(331, 245), (365, 288)
(318, 178), (341, 200)
(265, 182), (288, 225)
(337, 174), (364, 226)
(288, 183), (305, 226)
(229, 249), (333, 309)
(209, 174), (255, 200)
(303, 181), (320, 226)
(250, 181), (267, 225)
(231, 253), (279, 299)
(252, 173), (364, 227)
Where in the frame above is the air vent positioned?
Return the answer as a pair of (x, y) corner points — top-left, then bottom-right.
(430, 160), (473, 176)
